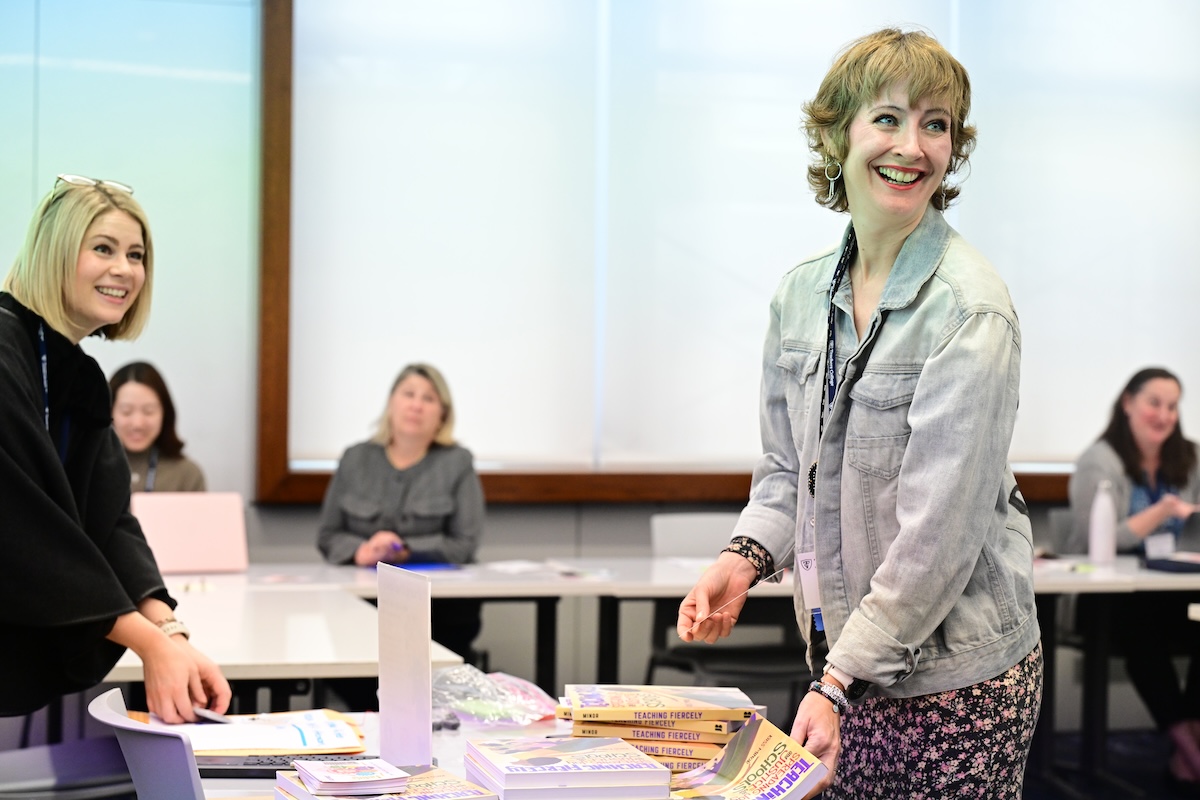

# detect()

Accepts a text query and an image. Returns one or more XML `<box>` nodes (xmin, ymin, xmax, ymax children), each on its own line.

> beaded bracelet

<box><xmin>808</xmin><ymin>680</ymin><xmax>848</xmax><ymax>714</ymax></box>
<box><xmin>721</xmin><ymin>536</ymin><xmax>775</xmax><ymax>586</ymax></box>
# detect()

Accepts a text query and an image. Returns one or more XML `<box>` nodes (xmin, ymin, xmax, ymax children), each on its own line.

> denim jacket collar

<box><xmin>812</xmin><ymin>206</ymin><xmax>953</xmax><ymax>313</ymax></box>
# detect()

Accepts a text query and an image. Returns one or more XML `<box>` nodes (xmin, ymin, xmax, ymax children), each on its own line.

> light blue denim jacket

<box><xmin>735</xmin><ymin>207</ymin><xmax>1039</xmax><ymax>698</ymax></box>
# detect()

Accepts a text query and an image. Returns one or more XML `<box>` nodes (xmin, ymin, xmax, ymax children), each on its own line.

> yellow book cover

<box><xmin>669</xmin><ymin>713</ymin><xmax>827</xmax><ymax>799</ymax></box>
<box><xmin>565</xmin><ymin>685</ymin><xmax>755</xmax><ymax>723</ymax></box>
<box><xmin>573</xmin><ymin>722</ymin><xmax>734</xmax><ymax>744</ymax></box>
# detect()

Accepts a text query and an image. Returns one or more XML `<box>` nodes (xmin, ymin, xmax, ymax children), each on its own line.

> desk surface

<box><xmin>201</xmin><ymin>714</ymin><xmax>569</xmax><ymax>797</ymax></box>
<box><xmin>105</xmin><ymin>585</ymin><xmax>461</xmax><ymax>682</ymax></box>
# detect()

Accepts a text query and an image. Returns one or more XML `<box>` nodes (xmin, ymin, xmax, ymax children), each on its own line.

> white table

<box><xmin>200</xmin><ymin>712</ymin><xmax>570</xmax><ymax>797</ymax></box>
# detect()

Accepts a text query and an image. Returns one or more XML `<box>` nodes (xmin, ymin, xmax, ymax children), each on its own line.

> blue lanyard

<box><xmin>144</xmin><ymin>446</ymin><xmax>160</xmax><ymax>492</ymax></box>
<box><xmin>37</xmin><ymin>323</ymin><xmax>70</xmax><ymax>464</ymax></box>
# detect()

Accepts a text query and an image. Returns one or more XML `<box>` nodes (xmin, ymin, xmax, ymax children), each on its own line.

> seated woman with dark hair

<box><xmin>110</xmin><ymin>361</ymin><xmax>205</xmax><ymax>492</ymax></box>
<box><xmin>1070</xmin><ymin>367</ymin><xmax>1200</xmax><ymax>788</ymax></box>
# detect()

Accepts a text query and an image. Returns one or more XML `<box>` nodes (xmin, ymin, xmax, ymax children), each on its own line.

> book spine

<box><xmin>574</xmin><ymin>707</ymin><xmax>754</xmax><ymax>722</ymax></box>
<box><xmin>626</xmin><ymin>739</ymin><xmax>724</xmax><ymax>760</ymax></box>
<box><xmin>572</xmin><ymin>723</ymin><xmax>733</xmax><ymax>744</ymax></box>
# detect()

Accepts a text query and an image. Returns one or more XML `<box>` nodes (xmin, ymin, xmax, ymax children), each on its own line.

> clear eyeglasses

<box><xmin>55</xmin><ymin>174</ymin><xmax>134</xmax><ymax>195</ymax></box>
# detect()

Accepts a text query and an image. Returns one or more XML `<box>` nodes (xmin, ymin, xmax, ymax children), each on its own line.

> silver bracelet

<box><xmin>155</xmin><ymin>618</ymin><xmax>190</xmax><ymax>640</ymax></box>
<box><xmin>808</xmin><ymin>680</ymin><xmax>848</xmax><ymax>714</ymax></box>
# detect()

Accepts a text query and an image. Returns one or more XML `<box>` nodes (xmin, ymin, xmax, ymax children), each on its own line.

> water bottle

<box><xmin>1088</xmin><ymin>479</ymin><xmax>1117</xmax><ymax>566</ymax></box>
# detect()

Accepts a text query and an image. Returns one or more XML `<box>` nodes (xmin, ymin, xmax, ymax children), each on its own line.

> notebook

<box><xmin>130</xmin><ymin>491</ymin><xmax>248</xmax><ymax>573</ymax></box>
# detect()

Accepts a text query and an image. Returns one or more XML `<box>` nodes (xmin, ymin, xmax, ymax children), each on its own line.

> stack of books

<box><xmin>274</xmin><ymin>758</ymin><xmax>407</xmax><ymax>799</ymax></box>
<box><xmin>561</xmin><ymin>684</ymin><xmax>756</xmax><ymax>774</ymax></box>
<box><xmin>277</xmin><ymin>763</ymin><xmax>499</xmax><ymax>800</ymax></box>
<box><xmin>464</xmin><ymin>735</ymin><xmax>671</xmax><ymax>799</ymax></box>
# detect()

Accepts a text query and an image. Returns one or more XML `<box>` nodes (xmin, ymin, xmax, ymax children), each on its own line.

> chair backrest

<box><xmin>130</xmin><ymin>491</ymin><xmax>248</xmax><ymax>573</ymax></box>
<box><xmin>1046</xmin><ymin>506</ymin><xmax>1082</xmax><ymax>556</ymax></box>
<box><xmin>86</xmin><ymin>689</ymin><xmax>206</xmax><ymax>800</ymax></box>
<box><xmin>650</xmin><ymin>512</ymin><xmax>742</xmax><ymax>558</ymax></box>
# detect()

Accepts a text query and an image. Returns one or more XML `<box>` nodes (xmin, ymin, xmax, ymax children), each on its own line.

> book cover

<box><xmin>292</xmin><ymin>758</ymin><xmax>409</xmax><ymax>794</ymax></box>
<box><xmin>400</xmin><ymin>764</ymin><xmax>500</xmax><ymax>800</ymax></box>
<box><xmin>572</xmin><ymin>722</ymin><xmax>734</xmax><ymax>744</ymax></box>
<box><xmin>465</xmin><ymin>757</ymin><xmax>670</xmax><ymax>800</ymax></box>
<box><xmin>464</xmin><ymin>736</ymin><xmax>670</xmax><ymax>789</ymax></box>
<box><xmin>627</xmin><ymin>740</ymin><xmax>725</xmax><ymax>760</ymax></box>
<box><xmin>668</xmin><ymin>713</ymin><xmax>827</xmax><ymax>799</ymax></box>
<box><xmin>565</xmin><ymin>685</ymin><xmax>755</xmax><ymax>722</ymax></box>
<box><xmin>276</xmin><ymin>772</ymin><xmax>407</xmax><ymax>800</ymax></box>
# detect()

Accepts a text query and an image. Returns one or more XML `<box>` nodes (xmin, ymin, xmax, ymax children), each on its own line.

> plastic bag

<box><xmin>430</xmin><ymin>664</ymin><xmax>558</xmax><ymax>726</ymax></box>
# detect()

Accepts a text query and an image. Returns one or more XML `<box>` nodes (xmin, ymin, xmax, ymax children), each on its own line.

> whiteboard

<box><xmin>288</xmin><ymin>0</ymin><xmax>1200</xmax><ymax>472</ymax></box>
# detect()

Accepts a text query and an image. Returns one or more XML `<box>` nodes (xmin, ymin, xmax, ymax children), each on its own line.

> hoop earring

<box><xmin>824</xmin><ymin>161</ymin><xmax>842</xmax><ymax>202</ymax></box>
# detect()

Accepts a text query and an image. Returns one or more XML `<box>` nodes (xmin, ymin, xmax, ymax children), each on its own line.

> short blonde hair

<box><xmin>802</xmin><ymin>28</ymin><xmax>976</xmax><ymax>213</ymax></box>
<box><xmin>4</xmin><ymin>178</ymin><xmax>154</xmax><ymax>340</ymax></box>
<box><xmin>371</xmin><ymin>363</ymin><xmax>457</xmax><ymax>447</ymax></box>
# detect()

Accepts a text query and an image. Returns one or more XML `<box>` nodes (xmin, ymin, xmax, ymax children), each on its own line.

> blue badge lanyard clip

<box><xmin>38</xmin><ymin>323</ymin><xmax>70</xmax><ymax>464</ymax></box>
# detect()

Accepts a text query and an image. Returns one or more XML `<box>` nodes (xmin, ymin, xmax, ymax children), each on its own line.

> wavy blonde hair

<box><xmin>5</xmin><ymin>178</ymin><xmax>153</xmax><ymax>340</ymax></box>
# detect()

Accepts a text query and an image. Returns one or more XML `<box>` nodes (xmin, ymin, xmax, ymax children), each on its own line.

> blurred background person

<box><xmin>1070</xmin><ymin>367</ymin><xmax>1200</xmax><ymax>789</ymax></box>
<box><xmin>110</xmin><ymin>360</ymin><xmax>206</xmax><ymax>492</ymax></box>
<box><xmin>318</xmin><ymin>363</ymin><xmax>485</xmax><ymax>679</ymax></box>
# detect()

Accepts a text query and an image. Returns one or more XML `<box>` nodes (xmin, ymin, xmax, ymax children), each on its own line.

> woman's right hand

<box><xmin>1160</xmin><ymin>494</ymin><xmax>1199</xmax><ymax>521</ymax></box>
<box><xmin>354</xmin><ymin>530</ymin><xmax>407</xmax><ymax>566</ymax></box>
<box><xmin>676</xmin><ymin>552</ymin><xmax>757</xmax><ymax>644</ymax></box>
<box><xmin>139</xmin><ymin>634</ymin><xmax>206</xmax><ymax>723</ymax></box>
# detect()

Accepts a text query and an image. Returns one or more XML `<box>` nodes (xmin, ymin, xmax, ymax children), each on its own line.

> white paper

<box><xmin>180</xmin><ymin>718</ymin><xmax>360</xmax><ymax>753</ymax></box>
<box><xmin>377</xmin><ymin>564</ymin><xmax>433</xmax><ymax>767</ymax></box>
<box><xmin>1145</xmin><ymin>532</ymin><xmax>1177</xmax><ymax>560</ymax></box>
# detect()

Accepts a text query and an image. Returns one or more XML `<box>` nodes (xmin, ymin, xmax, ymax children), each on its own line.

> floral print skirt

<box><xmin>825</xmin><ymin>643</ymin><xmax>1043</xmax><ymax>800</ymax></box>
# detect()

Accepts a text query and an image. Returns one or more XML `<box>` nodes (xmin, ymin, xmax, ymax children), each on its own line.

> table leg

<box><xmin>1080</xmin><ymin>593</ymin><xmax>1144</xmax><ymax>796</ymax></box>
<box><xmin>534</xmin><ymin>598</ymin><xmax>559</xmax><ymax>695</ymax></box>
<box><xmin>597</xmin><ymin>596</ymin><xmax>619</xmax><ymax>684</ymax></box>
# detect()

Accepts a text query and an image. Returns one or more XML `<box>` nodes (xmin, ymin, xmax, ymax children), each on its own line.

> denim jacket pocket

<box><xmin>846</xmin><ymin>371</ymin><xmax>920</xmax><ymax>442</ymax></box>
<box><xmin>776</xmin><ymin>347</ymin><xmax>822</xmax><ymax>448</ymax></box>
<box><xmin>847</xmin><ymin>433</ymin><xmax>910</xmax><ymax>480</ymax></box>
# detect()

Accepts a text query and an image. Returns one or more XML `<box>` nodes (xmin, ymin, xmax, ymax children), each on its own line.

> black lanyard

<box><xmin>37</xmin><ymin>323</ymin><xmax>70</xmax><ymax>464</ymax></box>
<box><xmin>807</xmin><ymin>229</ymin><xmax>857</xmax><ymax>499</ymax></box>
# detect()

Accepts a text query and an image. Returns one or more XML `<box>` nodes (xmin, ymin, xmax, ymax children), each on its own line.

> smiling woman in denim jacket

<box><xmin>677</xmin><ymin>29</ymin><xmax>1041</xmax><ymax>799</ymax></box>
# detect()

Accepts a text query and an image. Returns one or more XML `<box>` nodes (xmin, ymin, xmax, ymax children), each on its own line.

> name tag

<box><xmin>796</xmin><ymin>550</ymin><xmax>821</xmax><ymax>610</ymax></box>
<box><xmin>1145</xmin><ymin>532</ymin><xmax>1176</xmax><ymax>560</ymax></box>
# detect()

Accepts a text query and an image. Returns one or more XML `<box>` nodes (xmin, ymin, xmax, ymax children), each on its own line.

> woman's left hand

<box><xmin>791</xmin><ymin>690</ymin><xmax>842</xmax><ymax>797</ymax></box>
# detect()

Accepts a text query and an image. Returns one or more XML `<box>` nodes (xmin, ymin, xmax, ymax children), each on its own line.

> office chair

<box><xmin>644</xmin><ymin>513</ymin><xmax>814</xmax><ymax>713</ymax></box>
<box><xmin>0</xmin><ymin>736</ymin><xmax>134</xmax><ymax>800</ymax></box>
<box><xmin>86</xmin><ymin>689</ymin><xmax>206</xmax><ymax>800</ymax></box>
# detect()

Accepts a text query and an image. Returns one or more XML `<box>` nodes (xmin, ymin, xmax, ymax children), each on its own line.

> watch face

<box><xmin>846</xmin><ymin>679</ymin><xmax>870</xmax><ymax>700</ymax></box>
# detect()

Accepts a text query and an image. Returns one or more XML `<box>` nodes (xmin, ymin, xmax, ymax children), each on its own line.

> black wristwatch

<box><xmin>825</xmin><ymin>664</ymin><xmax>871</xmax><ymax>700</ymax></box>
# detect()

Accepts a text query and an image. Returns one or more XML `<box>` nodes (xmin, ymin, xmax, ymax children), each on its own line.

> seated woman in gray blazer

<box><xmin>318</xmin><ymin>363</ymin><xmax>485</xmax><ymax>666</ymax></box>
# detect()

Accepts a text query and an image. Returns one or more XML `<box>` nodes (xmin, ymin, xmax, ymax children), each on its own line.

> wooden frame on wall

<box><xmin>254</xmin><ymin>0</ymin><xmax>1067</xmax><ymax>505</ymax></box>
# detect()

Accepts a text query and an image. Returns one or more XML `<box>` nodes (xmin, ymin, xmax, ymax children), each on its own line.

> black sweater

<box><xmin>0</xmin><ymin>292</ymin><xmax>173</xmax><ymax>715</ymax></box>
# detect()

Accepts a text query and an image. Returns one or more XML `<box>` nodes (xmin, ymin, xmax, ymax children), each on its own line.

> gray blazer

<box><xmin>1068</xmin><ymin>439</ymin><xmax>1200</xmax><ymax>554</ymax></box>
